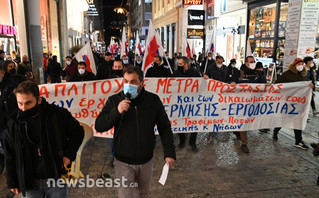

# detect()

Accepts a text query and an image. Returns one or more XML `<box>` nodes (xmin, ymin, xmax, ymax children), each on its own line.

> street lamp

<box><xmin>114</xmin><ymin>0</ymin><xmax>127</xmax><ymax>15</ymax></box>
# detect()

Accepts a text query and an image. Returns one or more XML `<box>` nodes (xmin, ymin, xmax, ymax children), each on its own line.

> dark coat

<box><xmin>47</xmin><ymin>60</ymin><xmax>62</xmax><ymax>78</ymax></box>
<box><xmin>0</xmin><ymin>73</ymin><xmax>18</xmax><ymax>130</ymax></box>
<box><xmin>173</xmin><ymin>67</ymin><xmax>201</xmax><ymax>77</ymax></box>
<box><xmin>227</xmin><ymin>65</ymin><xmax>240</xmax><ymax>83</ymax></box>
<box><xmin>97</xmin><ymin>60</ymin><xmax>113</xmax><ymax>80</ymax></box>
<box><xmin>306</xmin><ymin>67</ymin><xmax>316</xmax><ymax>91</ymax></box>
<box><xmin>276</xmin><ymin>63</ymin><xmax>307</xmax><ymax>83</ymax></box>
<box><xmin>69</xmin><ymin>71</ymin><xmax>97</xmax><ymax>82</ymax></box>
<box><xmin>207</xmin><ymin>64</ymin><xmax>228</xmax><ymax>83</ymax></box>
<box><xmin>95</xmin><ymin>88</ymin><xmax>176</xmax><ymax>165</ymax></box>
<box><xmin>239</xmin><ymin>64</ymin><xmax>266</xmax><ymax>83</ymax></box>
<box><xmin>17</xmin><ymin>62</ymin><xmax>32</xmax><ymax>76</ymax></box>
<box><xmin>145</xmin><ymin>64</ymin><xmax>171</xmax><ymax>77</ymax></box>
<box><xmin>200</xmin><ymin>57</ymin><xmax>216</xmax><ymax>73</ymax></box>
<box><xmin>5</xmin><ymin>98</ymin><xmax>84</xmax><ymax>195</ymax></box>
<box><xmin>62</xmin><ymin>59</ymin><xmax>78</xmax><ymax>82</ymax></box>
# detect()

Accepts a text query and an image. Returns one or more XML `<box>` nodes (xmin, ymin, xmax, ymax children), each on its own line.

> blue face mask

<box><xmin>123</xmin><ymin>60</ymin><xmax>129</xmax><ymax>64</ymax></box>
<box><xmin>123</xmin><ymin>84</ymin><xmax>139</xmax><ymax>99</ymax></box>
<box><xmin>137</xmin><ymin>61</ymin><xmax>141</xmax><ymax>64</ymax></box>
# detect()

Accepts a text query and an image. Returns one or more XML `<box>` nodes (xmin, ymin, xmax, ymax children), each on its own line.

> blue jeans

<box><xmin>22</xmin><ymin>179</ymin><xmax>67</xmax><ymax>198</ymax></box>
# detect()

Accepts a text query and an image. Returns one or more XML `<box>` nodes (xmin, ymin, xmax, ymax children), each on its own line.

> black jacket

<box><xmin>47</xmin><ymin>60</ymin><xmax>62</xmax><ymax>78</ymax></box>
<box><xmin>207</xmin><ymin>64</ymin><xmax>228</xmax><ymax>83</ymax></box>
<box><xmin>95</xmin><ymin>88</ymin><xmax>176</xmax><ymax>165</ymax></box>
<box><xmin>239</xmin><ymin>64</ymin><xmax>266</xmax><ymax>83</ymax></box>
<box><xmin>227</xmin><ymin>65</ymin><xmax>240</xmax><ymax>83</ymax></box>
<box><xmin>0</xmin><ymin>73</ymin><xmax>18</xmax><ymax>130</ymax></box>
<box><xmin>69</xmin><ymin>71</ymin><xmax>97</xmax><ymax>82</ymax></box>
<box><xmin>17</xmin><ymin>62</ymin><xmax>32</xmax><ymax>76</ymax></box>
<box><xmin>97</xmin><ymin>60</ymin><xmax>113</xmax><ymax>80</ymax></box>
<box><xmin>5</xmin><ymin>98</ymin><xmax>84</xmax><ymax>195</ymax></box>
<box><xmin>173</xmin><ymin>67</ymin><xmax>201</xmax><ymax>77</ymax></box>
<box><xmin>200</xmin><ymin>57</ymin><xmax>216</xmax><ymax>73</ymax></box>
<box><xmin>145</xmin><ymin>64</ymin><xmax>172</xmax><ymax>77</ymax></box>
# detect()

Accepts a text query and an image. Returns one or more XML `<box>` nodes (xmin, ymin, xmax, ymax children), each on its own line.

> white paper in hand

<box><xmin>158</xmin><ymin>163</ymin><xmax>169</xmax><ymax>185</ymax></box>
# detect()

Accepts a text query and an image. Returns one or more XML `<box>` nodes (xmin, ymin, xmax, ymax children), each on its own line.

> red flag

<box><xmin>74</xmin><ymin>43</ymin><xmax>96</xmax><ymax>74</ymax></box>
<box><xmin>186</xmin><ymin>42</ymin><xmax>192</xmax><ymax>58</ymax></box>
<box><xmin>142</xmin><ymin>20</ymin><xmax>163</xmax><ymax>74</ymax></box>
<box><xmin>144</xmin><ymin>36</ymin><xmax>159</xmax><ymax>72</ymax></box>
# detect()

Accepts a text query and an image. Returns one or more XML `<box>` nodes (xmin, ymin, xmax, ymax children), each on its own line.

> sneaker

<box><xmin>240</xmin><ymin>145</ymin><xmax>249</xmax><ymax>153</ymax></box>
<box><xmin>294</xmin><ymin>142</ymin><xmax>309</xmax><ymax>150</ymax></box>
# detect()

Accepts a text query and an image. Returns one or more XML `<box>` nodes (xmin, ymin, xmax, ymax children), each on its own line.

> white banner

<box><xmin>39</xmin><ymin>78</ymin><xmax>312</xmax><ymax>138</ymax></box>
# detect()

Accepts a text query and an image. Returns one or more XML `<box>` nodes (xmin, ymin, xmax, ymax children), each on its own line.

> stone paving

<box><xmin>2</xmin><ymin>125</ymin><xmax>319</xmax><ymax>198</ymax></box>
<box><xmin>2</xmin><ymin>109</ymin><xmax>319</xmax><ymax>198</ymax></box>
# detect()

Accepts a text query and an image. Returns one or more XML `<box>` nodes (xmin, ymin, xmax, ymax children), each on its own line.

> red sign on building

<box><xmin>183</xmin><ymin>0</ymin><xmax>203</xmax><ymax>5</ymax></box>
<box><xmin>0</xmin><ymin>24</ymin><xmax>17</xmax><ymax>36</ymax></box>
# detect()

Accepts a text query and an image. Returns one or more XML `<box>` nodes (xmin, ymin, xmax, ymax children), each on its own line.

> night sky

<box><xmin>102</xmin><ymin>0</ymin><xmax>128</xmax><ymax>45</ymax></box>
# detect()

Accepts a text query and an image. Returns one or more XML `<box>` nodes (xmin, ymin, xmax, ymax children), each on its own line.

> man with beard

<box><xmin>4</xmin><ymin>81</ymin><xmax>84</xmax><ymax>197</ymax></box>
<box><xmin>17</xmin><ymin>55</ymin><xmax>33</xmax><ymax>77</ymax></box>
<box><xmin>145</xmin><ymin>55</ymin><xmax>171</xmax><ymax>77</ymax></box>
<box><xmin>111</xmin><ymin>60</ymin><xmax>124</xmax><ymax>78</ymax></box>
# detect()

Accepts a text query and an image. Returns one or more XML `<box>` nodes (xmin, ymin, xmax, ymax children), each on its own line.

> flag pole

<box><xmin>163</xmin><ymin>53</ymin><xmax>173</xmax><ymax>74</ymax></box>
<box><xmin>203</xmin><ymin>49</ymin><xmax>209</xmax><ymax>74</ymax></box>
<box><xmin>134</xmin><ymin>53</ymin><xmax>136</xmax><ymax>66</ymax></box>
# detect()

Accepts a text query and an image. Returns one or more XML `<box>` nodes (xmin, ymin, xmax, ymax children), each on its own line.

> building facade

<box><xmin>153</xmin><ymin>0</ymin><xmax>179</xmax><ymax>58</ymax></box>
<box><xmin>0</xmin><ymin>0</ymin><xmax>102</xmax><ymax>83</ymax></box>
<box><xmin>128</xmin><ymin>0</ymin><xmax>152</xmax><ymax>47</ymax></box>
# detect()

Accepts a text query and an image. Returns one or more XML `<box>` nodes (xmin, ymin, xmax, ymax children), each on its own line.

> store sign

<box><xmin>188</xmin><ymin>10</ymin><xmax>205</xmax><ymax>25</ymax></box>
<box><xmin>40</xmin><ymin>16</ymin><xmax>47</xmax><ymax>41</ymax></box>
<box><xmin>187</xmin><ymin>28</ymin><xmax>204</xmax><ymax>39</ymax></box>
<box><xmin>0</xmin><ymin>24</ymin><xmax>17</xmax><ymax>36</ymax></box>
<box><xmin>183</xmin><ymin>0</ymin><xmax>202</xmax><ymax>5</ymax></box>
<box><xmin>87</xmin><ymin>0</ymin><xmax>98</xmax><ymax>16</ymax></box>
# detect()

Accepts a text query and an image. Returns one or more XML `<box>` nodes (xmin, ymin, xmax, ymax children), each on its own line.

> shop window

<box><xmin>248</xmin><ymin>2</ymin><xmax>289</xmax><ymax>62</ymax></box>
<box><xmin>248</xmin><ymin>3</ymin><xmax>277</xmax><ymax>59</ymax></box>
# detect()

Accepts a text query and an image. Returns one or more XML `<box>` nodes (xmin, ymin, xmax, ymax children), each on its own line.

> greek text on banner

<box><xmin>38</xmin><ymin>78</ymin><xmax>312</xmax><ymax>138</ymax></box>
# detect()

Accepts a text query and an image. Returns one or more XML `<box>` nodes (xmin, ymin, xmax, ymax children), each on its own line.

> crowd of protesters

<box><xmin>1</xmin><ymin>47</ymin><xmax>319</xmax><ymax>197</ymax></box>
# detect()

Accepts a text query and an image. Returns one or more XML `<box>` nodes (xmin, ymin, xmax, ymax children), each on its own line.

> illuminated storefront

<box><xmin>246</xmin><ymin>0</ymin><xmax>289</xmax><ymax>66</ymax></box>
<box><xmin>0</xmin><ymin>0</ymin><xmax>17</xmax><ymax>55</ymax></box>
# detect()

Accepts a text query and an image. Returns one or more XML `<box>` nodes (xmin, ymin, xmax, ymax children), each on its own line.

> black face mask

<box><xmin>178</xmin><ymin>66</ymin><xmax>184</xmax><ymax>72</ymax></box>
<box><xmin>113</xmin><ymin>70</ymin><xmax>123</xmax><ymax>77</ymax></box>
<box><xmin>18</xmin><ymin>103</ymin><xmax>40</xmax><ymax>119</ymax></box>
<box><xmin>9</xmin><ymin>68</ymin><xmax>16</xmax><ymax>75</ymax></box>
